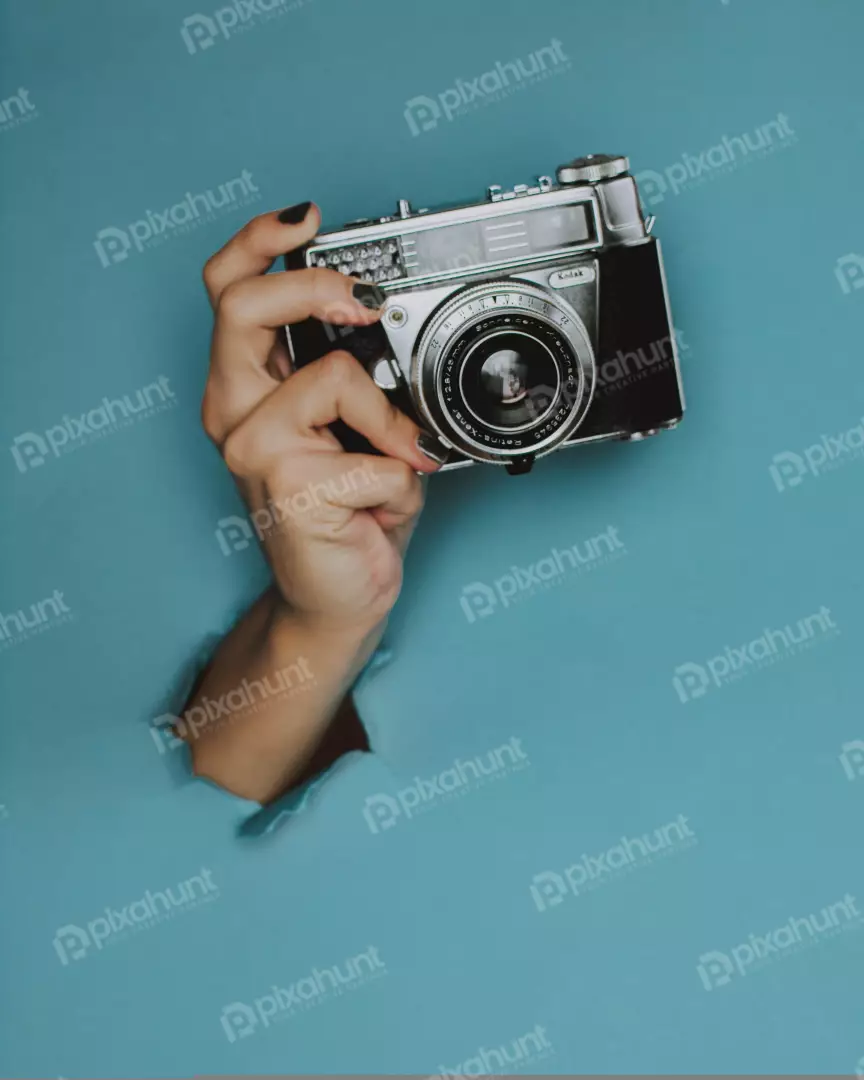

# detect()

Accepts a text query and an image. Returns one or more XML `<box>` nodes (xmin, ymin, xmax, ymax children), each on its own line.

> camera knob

<box><xmin>556</xmin><ymin>154</ymin><xmax>630</xmax><ymax>185</ymax></box>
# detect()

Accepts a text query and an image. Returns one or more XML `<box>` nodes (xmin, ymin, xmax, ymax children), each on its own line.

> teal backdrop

<box><xmin>1</xmin><ymin>0</ymin><xmax>863</xmax><ymax>1075</ymax></box>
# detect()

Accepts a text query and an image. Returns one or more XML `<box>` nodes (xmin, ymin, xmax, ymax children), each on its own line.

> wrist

<box><xmin>268</xmin><ymin>594</ymin><xmax>386</xmax><ymax>656</ymax></box>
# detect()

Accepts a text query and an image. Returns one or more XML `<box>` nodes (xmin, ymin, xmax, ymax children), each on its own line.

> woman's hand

<box><xmin>201</xmin><ymin>202</ymin><xmax>444</xmax><ymax>633</ymax></box>
<box><xmin>180</xmin><ymin>204</ymin><xmax>444</xmax><ymax>803</ymax></box>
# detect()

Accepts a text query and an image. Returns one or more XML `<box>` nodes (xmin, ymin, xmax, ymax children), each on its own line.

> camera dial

<box><xmin>556</xmin><ymin>155</ymin><xmax>629</xmax><ymax>185</ymax></box>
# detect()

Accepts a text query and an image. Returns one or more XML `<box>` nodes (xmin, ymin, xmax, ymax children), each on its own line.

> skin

<box><xmin>181</xmin><ymin>204</ymin><xmax>442</xmax><ymax>803</ymax></box>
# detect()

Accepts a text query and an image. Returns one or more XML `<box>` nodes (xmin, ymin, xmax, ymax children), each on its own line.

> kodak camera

<box><xmin>284</xmin><ymin>154</ymin><xmax>684</xmax><ymax>474</ymax></box>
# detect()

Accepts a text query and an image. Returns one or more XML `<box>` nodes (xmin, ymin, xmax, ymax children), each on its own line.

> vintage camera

<box><xmin>284</xmin><ymin>154</ymin><xmax>684</xmax><ymax>474</ymax></box>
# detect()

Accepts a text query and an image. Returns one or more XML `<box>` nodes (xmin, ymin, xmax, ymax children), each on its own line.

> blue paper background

<box><xmin>1</xmin><ymin>0</ymin><xmax>863</xmax><ymax>1075</ymax></box>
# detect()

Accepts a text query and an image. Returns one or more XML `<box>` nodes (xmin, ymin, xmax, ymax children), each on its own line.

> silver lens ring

<box><xmin>412</xmin><ymin>281</ymin><xmax>596</xmax><ymax>463</ymax></box>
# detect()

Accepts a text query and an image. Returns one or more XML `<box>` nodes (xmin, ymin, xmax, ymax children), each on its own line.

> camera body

<box><xmin>285</xmin><ymin>155</ymin><xmax>684</xmax><ymax>474</ymax></box>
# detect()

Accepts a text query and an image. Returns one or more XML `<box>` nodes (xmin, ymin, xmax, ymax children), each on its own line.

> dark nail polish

<box><xmin>278</xmin><ymin>201</ymin><xmax>312</xmax><ymax>225</ymax></box>
<box><xmin>352</xmin><ymin>282</ymin><xmax>387</xmax><ymax>310</ymax></box>
<box><xmin>416</xmin><ymin>432</ymin><xmax>448</xmax><ymax>465</ymax></box>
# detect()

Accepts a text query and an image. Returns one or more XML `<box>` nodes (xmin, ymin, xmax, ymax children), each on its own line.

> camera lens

<box><xmin>461</xmin><ymin>331</ymin><xmax>560</xmax><ymax>430</ymax></box>
<box><xmin>413</xmin><ymin>281</ymin><xmax>596</xmax><ymax>464</ymax></box>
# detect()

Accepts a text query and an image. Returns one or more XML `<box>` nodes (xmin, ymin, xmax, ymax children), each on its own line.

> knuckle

<box><xmin>221</xmin><ymin>427</ymin><xmax>255</xmax><ymax>477</ymax></box>
<box><xmin>266</xmin><ymin>458</ymin><xmax>301</xmax><ymax>496</ymax></box>
<box><xmin>318</xmin><ymin>349</ymin><xmax>360</xmax><ymax>386</ymax></box>
<box><xmin>202</xmin><ymin>255</ymin><xmax>220</xmax><ymax>292</ymax></box>
<box><xmin>217</xmin><ymin>279</ymin><xmax>252</xmax><ymax>324</ymax></box>
<box><xmin>200</xmin><ymin>389</ymin><xmax>222</xmax><ymax>443</ymax></box>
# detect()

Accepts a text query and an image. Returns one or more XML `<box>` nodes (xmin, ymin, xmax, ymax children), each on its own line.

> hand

<box><xmin>201</xmin><ymin>203</ymin><xmax>444</xmax><ymax>633</ymax></box>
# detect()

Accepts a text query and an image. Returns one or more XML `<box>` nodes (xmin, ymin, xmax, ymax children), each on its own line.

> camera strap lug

<box><xmin>505</xmin><ymin>455</ymin><xmax>535</xmax><ymax>476</ymax></box>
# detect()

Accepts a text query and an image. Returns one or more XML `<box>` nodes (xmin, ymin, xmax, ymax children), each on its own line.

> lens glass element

<box><xmin>460</xmin><ymin>331</ymin><xmax>559</xmax><ymax>430</ymax></box>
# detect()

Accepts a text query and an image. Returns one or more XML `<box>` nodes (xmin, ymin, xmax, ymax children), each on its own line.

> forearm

<box><xmin>180</xmin><ymin>588</ymin><xmax>384</xmax><ymax>803</ymax></box>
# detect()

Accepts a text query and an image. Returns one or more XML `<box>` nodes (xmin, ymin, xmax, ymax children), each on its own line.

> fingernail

<box><xmin>278</xmin><ymin>201</ymin><xmax>313</xmax><ymax>225</ymax></box>
<box><xmin>352</xmin><ymin>282</ymin><xmax>387</xmax><ymax>310</ymax></box>
<box><xmin>416</xmin><ymin>432</ymin><xmax>448</xmax><ymax>466</ymax></box>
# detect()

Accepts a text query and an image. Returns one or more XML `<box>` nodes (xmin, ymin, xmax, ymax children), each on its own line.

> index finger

<box><xmin>202</xmin><ymin>203</ymin><xmax>321</xmax><ymax>308</ymax></box>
